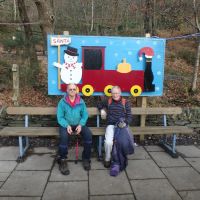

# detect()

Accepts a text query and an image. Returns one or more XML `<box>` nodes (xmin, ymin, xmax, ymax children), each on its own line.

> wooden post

<box><xmin>137</xmin><ymin>96</ymin><xmax>147</xmax><ymax>141</ymax></box>
<box><xmin>137</xmin><ymin>33</ymin><xmax>151</xmax><ymax>142</ymax></box>
<box><xmin>12</xmin><ymin>64</ymin><xmax>19</xmax><ymax>106</ymax></box>
<box><xmin>51</xmin><ymin>31</ymin><xmax>70</xmax><ymax>90</ymax></box>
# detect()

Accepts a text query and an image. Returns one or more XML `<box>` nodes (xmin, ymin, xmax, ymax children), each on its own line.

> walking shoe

<box><xmin>59</xmin><ymin>159</ymin><xmax>70</xmax><ymax>175</ymax></box>
<box><xmin>56</xmin><ymin>155</ymin><xmax>61</xmax><ymax>165</ymax></box>
<box><xmin>82</xmin><ymin>159</ymin><xmax>91</xmax><ymax>171</ymax></box>
<box><xmin>104</xmin><ymin>160</ymin><xmax>111</xmax><ymax>168</ymax></box>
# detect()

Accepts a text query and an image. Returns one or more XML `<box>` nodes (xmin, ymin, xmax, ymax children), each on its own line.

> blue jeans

<box><xmin>59</xmin><ymin>125</ymin><xmax>92</xmax><ymax>160</ymax></box>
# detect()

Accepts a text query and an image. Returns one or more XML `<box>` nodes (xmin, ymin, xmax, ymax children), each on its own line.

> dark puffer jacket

<box><xmin>97</xmin><ymin>97</ymin><xmax>132</xmax><ymax>125</ymax></box>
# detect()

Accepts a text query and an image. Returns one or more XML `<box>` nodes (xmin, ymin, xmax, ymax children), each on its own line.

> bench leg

<box><xmin>159</xmin><ymin>134</ymin><xmax>179</xmax><ymax>158</ymax></box>
<box><xmin>17</xmin><ymin>136</ymin><xmax>30</xmax><ymax>162</ymax></box>
<box><xmin>98</xmin><ymin>136</ymin><xmax>103</xmax><ymax>161</ymax></box>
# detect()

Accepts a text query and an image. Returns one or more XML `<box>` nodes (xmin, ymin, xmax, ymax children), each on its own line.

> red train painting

<box><xmin>61</xmin><ymin>69</ymin><xmax>144</xmax><ymax>96</ymax></box>
<box><xmin>60</xmin><ymin>46</ymin><xmax>154</xmax><ymax>97</ymax></box>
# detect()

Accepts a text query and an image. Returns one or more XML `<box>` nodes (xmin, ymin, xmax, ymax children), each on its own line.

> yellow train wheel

<box><xmin>104</xmin><ymin>85</ymin><xmax>113</xmax><ymax>96</ymax></box>
<box><xmin>130</xmin><ymin>85</ymin><xmax>142</xmax><ymax>96</ymax></box>
<box><xmin>82</xmin><ymin>85</ymin><xmax>94</xmax><ymax>96</ymax></box>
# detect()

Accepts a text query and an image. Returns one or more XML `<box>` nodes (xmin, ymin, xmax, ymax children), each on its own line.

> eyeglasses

<box><xmin>69</xmin><ymin>88</ymin><xmax>76</xmax><ymax>91</ymax></box>
<box><xmin>111</xmin><ymin>92</ymin><xmax>120</xmax><ymax>95</ymax></box>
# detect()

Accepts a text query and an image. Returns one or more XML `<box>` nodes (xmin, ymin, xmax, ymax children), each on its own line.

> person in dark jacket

<box><xmin>97</xmin><ymin>86</ymin><xmax>132</xmax><ymax>168</ymax></box>
<box><xmin>57</xmin><ymin>83</ymin><xmax>92</xmax><ymax>175</ymax></box>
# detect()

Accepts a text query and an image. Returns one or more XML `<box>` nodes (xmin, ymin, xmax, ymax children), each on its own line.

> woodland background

<box><xmin>0</xmin><ymin>0</ymin><xmax>200</xmax><ymax>107</ymax></box>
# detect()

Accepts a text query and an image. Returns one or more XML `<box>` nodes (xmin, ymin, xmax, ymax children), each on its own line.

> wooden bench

<box><xmin>0</xmin><ymin>106</ymin><xmax>193</xmax><ymax>161</ymax></box>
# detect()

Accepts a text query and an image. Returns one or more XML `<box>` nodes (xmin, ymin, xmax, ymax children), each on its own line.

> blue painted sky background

<box><xmin>47</xmin><ymin>35</ymin><xmax>166</xmax><ymax>96</ymax></box>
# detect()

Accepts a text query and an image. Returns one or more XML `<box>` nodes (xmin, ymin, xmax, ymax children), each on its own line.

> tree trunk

<box><xmin>144</xmin><ymin>0</ymin><xmax>151</xmax><ymax>34</ymax></box>
<box><xmin>34</xmin><ymin>0</ymin><xmax>55</xmax><ymax>48</ymax></box>
<box><xmin>191</xmin><ymin>0</ymin><xmax>200</xmax><ymax>92</ymax></box>
<box><xmin>17</xmin><ymin>0</ymin><xmax>39</xmax><ymax>86</ymax></box>
<box><xmin>151</xmin><ymin>0</ymin><xmax>156</xmax><ymax>35</ymax></box>
<box><xmin>191</xmin><ymin>38</ymin><xmax>200</xmax><ymax>92</ymax></box>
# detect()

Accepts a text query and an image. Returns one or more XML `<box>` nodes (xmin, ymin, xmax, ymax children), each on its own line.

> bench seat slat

<box><xmin>0</xmin><ymin>126</ymin><xmax>193</xmax><ymax>136</ymax></box>
<box><xmin>6</xmin><ymin>107</ymin><xmax>182</xmax><ymax>116</ymax></box>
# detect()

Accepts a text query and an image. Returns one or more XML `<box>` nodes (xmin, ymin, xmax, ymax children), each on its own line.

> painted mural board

<box><xmin>47</xmin><ymin>35</ymin><xmax>166</xmax><ymax>96</ymax></box>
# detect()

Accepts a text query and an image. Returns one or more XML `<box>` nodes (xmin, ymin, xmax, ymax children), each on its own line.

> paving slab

<box><xmin>89</xmin><ymin>170</ymin><xmax>132</xmax><ymax>195</ymax></box>
<box><xmin>0</xmin><ymin>198</ymin><xmax>40</xmax><ymax>200</ymax></box>
<box><xmin>0</xmin><ymin>147</ymin><xmax>19</xmax><ymax>161</ymax></box>
<box><xmin>162</xmin><ymin>167</ymin><xmax>200</xmax><ymax>190</ymax></box>
<box><xmin>131</xmin><ymin>179</ymin><xmax>182</xmax><ymax>200</ymax></box>
<box><xmin>90</xmin><ymin>194</ymin><xmax>135</xmax><ymax>200</ymax></box>
<box><xmin>0</xmin><ymin>183</ymin><xmax>3</xmax><ymax>188</ymax></box>
<box><xmin>126</xmin><ymin>160</ymin><xmax>165</xmax><ymax>179</ymax></box>
<box><xmin>185</xmin><ymin>158</ymin><xmax>200</xmax><ymax>173</ymax></box>
<box><xmin>0</xmin><ymin>173</ymin><xmax>9</xmax><ymax>182</ymax></box>
<box><xmin>0</xmin><ymin>161</ymin><xmax>17</xmax><ymax>172</ymax></box>
<box><xmin>16</xmin><ymin>154</ymin><xmax>54</xmax><ymax>170</ymax></box>
<box><xmin>32</xmin><ymin>147</ymin><xmax>56</xmax><ymax>154</ymax></box>
<box><xmin>90</xmin><ymin>158</ymin><xmax>105</xmax><ymax>170</ymax></box>
<box><xmin>128</xmin><ymin>146</ymin><xmax>150</xmax><ymax>160</ymax></box>
<box><xmin>179</xmin><ymin>191</ymin><xmax>200</xmax><ymax>200</ymax></box>
<box><xmin>144</xmin><ymin>145</ymin><xmax>164</xmax><ymax>152</ymax></box>
<box><xmin>176</xmin><ymin>145</ymin><xmax>200</xmax><ymax>158</ymax></box>
<box><xmin>0</xmin><ymin>171</ymin><xmax>49</xmax><ymax>196</ymax></box>
<box><xmin>149</xmin><ymin>151</ymin><xmax>189</xmax><ymax>167</ymax></box>
<box><xmin>50</xmin><ymin>162</ymin><xmax>87</xmax><ymax>181</ymax></box>
<box><xmin>42</xmin><ymin>181</ymin><xmax>88</xmax><ymax>200</ymax></box>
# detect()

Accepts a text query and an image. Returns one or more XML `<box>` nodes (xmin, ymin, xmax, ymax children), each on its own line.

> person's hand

<box><xmin>100</xmin><ymin>109</ymin><xmax>107</xmax><ymax>120</ymax></box>
<box><xmin>67</xmin><ymin>125</ymin><xmax>73</xmax><ymax>135</ymax></box>
<box><xmin>75</xmin><ymin>125</ymin><xmax>82</xmax><ymax>135</ymax></box>
<box><xmin>117</xmin><ymin>121</ymin><xmax>126</xmax><ymax>128</ymax></box>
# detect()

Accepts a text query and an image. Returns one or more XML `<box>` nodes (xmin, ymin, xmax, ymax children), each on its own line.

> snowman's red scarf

<box><xmin>64</xmin><ymin>62</ymin><xmax>77</xmax><ymax>69</ymax></box>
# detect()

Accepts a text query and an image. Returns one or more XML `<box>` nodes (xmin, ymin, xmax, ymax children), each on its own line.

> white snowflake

<box><xmin>114</xmin><ymin>52</ymin><xmax>118</xmax><ymax>57</ymax></box>
<box><xmin>51</xmin><ymin>80</ymin><xmax>56</xmax><ymax>85</ymax></box>
<box><xmin>155</xmin><ymin>87</ymin><xmax>160</xmax><ymax>91</ymax></box>
<box><xmin>109</xmin><ymin>41</ymin><xmax>113</xmax><ymax>45</ymax></box>
<box><xmin>157</xmin><ymin>55</ymin><xmax>161</xmax><ymax>59</ymax></box>
<box><xmin>51</xmin><ymin>49</ymin><xmax>56</xmax><ymax>54</ymax></box>
<box><xmin>122</xmin><ymin>41</ymin><xmax>126</xmax><ymax>45</ymax></box>
<box><xmin>157</xmin><ymin>71</ymin><xmax>161</xmax><ymax>75</ymax></box>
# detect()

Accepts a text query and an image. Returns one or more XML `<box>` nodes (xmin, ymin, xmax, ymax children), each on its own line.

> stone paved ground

<box><xmin>0</xmin><ymin>145</ymin><xmax>200</xmax><ymax>200</ymax></box>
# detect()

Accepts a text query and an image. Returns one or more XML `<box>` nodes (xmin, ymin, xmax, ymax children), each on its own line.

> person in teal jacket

<box><xmin>57</xmin><ymin>83</ymin><xmax>92</xmax><ymax>175</ymax></box>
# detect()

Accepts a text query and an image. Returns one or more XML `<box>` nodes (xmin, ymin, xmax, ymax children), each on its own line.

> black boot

<box><xmin>82</xmin><ymin>159</ymin><xmax>91</xmax><ymax>171</ymax></box>
<box><xmin>59</xmin><ymin>159</ymin><xmax>70</xmax><ymax>175</ymax></box>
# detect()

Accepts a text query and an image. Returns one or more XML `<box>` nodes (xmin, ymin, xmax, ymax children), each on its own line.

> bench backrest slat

<box><xmin>7</xmin><ymin>107</ymin><xmax>57</xmax><ymax>115</ymax></box>
<box><xmin>6</xmin><ymin>107</ymin><xmax>182</xmax><ymax>116</ymax></box>
<box><xmin>6</xmin><ymin>107</ymin><xmax>99</xmax><ymax>116</ymax></box>
<box><xmin>131</xmin><ymin>107</ymin><xmax>182</xmax><ymax>115</ymax></box>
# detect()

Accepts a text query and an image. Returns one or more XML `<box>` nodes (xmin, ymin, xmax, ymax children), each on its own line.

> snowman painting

<box><xmin>53</xmin><ymin>46</ymin><xmax>82</xmax><ymax>84</ymax></box>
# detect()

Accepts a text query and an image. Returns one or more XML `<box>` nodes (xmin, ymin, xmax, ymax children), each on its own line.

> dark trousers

<box><xmin>59</xmin><ymin>125</ymin><xmax>92</xmax><ymax>160</ymax></box>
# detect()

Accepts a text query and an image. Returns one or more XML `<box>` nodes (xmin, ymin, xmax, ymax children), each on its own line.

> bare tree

<box><xmin>17</xmin><ymin>0</ymin><xmax>39</xmax><ymax>85</ymax></box>
<box><xmin>144</xmin><ymin>0</ymin><xmax>151</xmax><ymax>34</ymax></box>
<box><xmin>33</xmin><ymin>0</ymin><xmax>55</xmax><ymax>46</ymax></box>
<box><xmin>191</xmin><ymin>0</ymin><xmax>200</xmax><ymax>92</ymax></box>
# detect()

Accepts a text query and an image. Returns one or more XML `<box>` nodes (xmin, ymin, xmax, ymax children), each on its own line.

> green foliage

<box><xmin>1</xmin><ymin>31</ymin><xmax>25</xmax><ymax>50</ymax></box>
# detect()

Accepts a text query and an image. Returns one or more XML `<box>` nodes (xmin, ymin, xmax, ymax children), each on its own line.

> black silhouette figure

<box><xmin>144</xmin><ymin>59</ymin><xmax>155</xmax><ymax>92</ymax></box>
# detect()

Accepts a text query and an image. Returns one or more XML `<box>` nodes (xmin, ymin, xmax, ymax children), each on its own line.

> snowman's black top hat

<box><xmin>64</xmin><ymin>46</ymin><xmax>79</xmax><ymax>56</ymax></box>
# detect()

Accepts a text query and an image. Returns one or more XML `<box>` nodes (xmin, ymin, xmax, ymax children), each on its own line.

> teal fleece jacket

<box><xmin>57</xmin><ymin>95</ymin><xmax>88</xmax><ymax>128</ymax></box>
